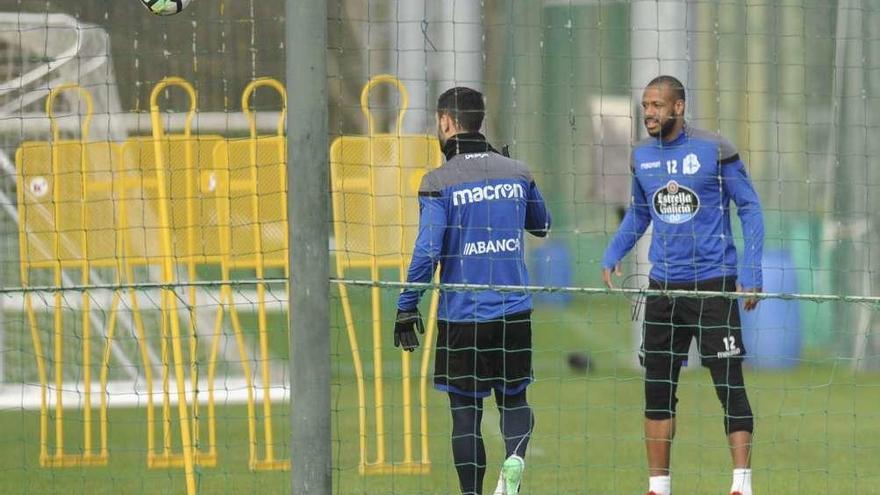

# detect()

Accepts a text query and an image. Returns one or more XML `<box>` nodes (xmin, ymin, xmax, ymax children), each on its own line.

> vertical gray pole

<box><xmin>397</xmin><ymin>0</ymin><xmax>429</xmax><ymax>133</ymax></box>
<box><xmin>630</xmin><ymin>0</ymin><xmax>689</xmax><ymax>368</ymax></box>
<box><xmin>287</xmin><ymin>0</ymin><xmax>330</xmax><ymax>494</ymax></box>
<box><xmin>434</xmin><ymin>0</ymin><xmax>484</xmax><ymax>91</ymax></box>
<box><xmin>834</xmin><ymin>0</ymin><xmax>871</xmax><ymax>369</ymax></box>
<box><xmin>0</xmin><ymin>294</ymin><xmax>5</xmax><ymax>384</ymax></box>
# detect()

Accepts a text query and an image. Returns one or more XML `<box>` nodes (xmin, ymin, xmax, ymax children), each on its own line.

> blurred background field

<box><xmin>2</xmin><ymin>293</ymin><xmax>878</xmax><ymax>494</ymax></box>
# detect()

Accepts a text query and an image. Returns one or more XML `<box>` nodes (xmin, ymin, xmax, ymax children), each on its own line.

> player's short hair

<box><xmin>647</xmin><ymin>75</ymin><xmax>686</xmax><ymax>103</ymax></box>
<box><xmin>437</xmin><ymin>87</ymin><xmax>484</xmax><ymax>132</ymax></box>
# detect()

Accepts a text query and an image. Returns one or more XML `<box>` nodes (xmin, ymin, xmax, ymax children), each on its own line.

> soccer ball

<box><xmin>140</xmin><ymin>0</ymin><xmax>192</xmax><ymax>15</ymax></box>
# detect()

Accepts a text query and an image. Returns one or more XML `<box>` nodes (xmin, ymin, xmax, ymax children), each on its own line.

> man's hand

<box><xmin>602</xmin><ymin>263</ymin><xmax>622</xmax><ymax>289</ymax></box>
<box><xmin>737</xmin><ymin>284</ymin><xmax>761</xmax><ymax>311</ymax></box>
<box><xmin>394</xmin><ymin>309</ymin><xmax>425</xmax><ymax>352</ymax></box>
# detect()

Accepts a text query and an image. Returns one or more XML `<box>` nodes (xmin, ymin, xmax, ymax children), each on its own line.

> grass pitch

<box><xmin>1</xmin><ymin>291</ymin><xmax>878</xmax><ymax>494</ymax></box>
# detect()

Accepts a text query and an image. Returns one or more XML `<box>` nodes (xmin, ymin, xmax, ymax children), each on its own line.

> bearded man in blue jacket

<box><xmin>394</xmin><ymin>87</ymin><xmax>551</xmax><ymax>495</ymax></box>
<box><xmin>602</xmin><ymin>75</ymin><xmax>764</xmax><ymax>495</ymax></box>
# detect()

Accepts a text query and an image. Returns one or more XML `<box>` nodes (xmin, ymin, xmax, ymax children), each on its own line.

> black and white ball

<box><xmin>140</xmin><ymin>0</ymin><xmax>192</xmax><ymax>16</ymax></box>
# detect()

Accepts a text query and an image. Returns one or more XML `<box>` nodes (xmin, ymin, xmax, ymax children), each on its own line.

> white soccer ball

<box><xmin>140</xmin><ymin>0</ymin><xmax>192</xmax><ymax>16</ymax></box>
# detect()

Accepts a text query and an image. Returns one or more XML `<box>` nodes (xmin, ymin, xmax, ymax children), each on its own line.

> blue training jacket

<box><xmin>602</xmin><ymin>126</ymin><xmax>764</xmax><ymax>288</ymax></box>
<box><xmin>397</xmin><ymin>133</ymin><xmax>551</xmax><ymax>322</ymax></box>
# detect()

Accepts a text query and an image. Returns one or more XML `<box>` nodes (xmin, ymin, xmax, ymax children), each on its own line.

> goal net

<box><xmin>327</xmin><ymin>2</ymin><xmax>880</xmax><ymax>494</ymax></box>
<box><xmin>0</xmin><ymin>3</ymin><xmax>290</xmax><ymax>494</ymax></box>
<box><xmin>0</xmin><ymin>2</ymin><xmax>879</xmax><ymax>495</ymax></box>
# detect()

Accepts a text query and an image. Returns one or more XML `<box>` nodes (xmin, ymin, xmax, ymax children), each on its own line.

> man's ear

<box><xmin>439</xmin><ymin>113</ymin><xmax>453</xmax><ymax>133</ymax></box>
<box><xmin>674</xmin><ymin>99</ymin><xmax>685</xmax><ymax>118</ymax></box>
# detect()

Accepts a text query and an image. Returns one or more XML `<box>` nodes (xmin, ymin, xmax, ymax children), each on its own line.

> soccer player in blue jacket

<box><xmin>602</xmin><ymin>76</ymin><xmax>763</xmax><ymax>495</ymax></box>
<box><xmin>394</xmin><ymin>87</ymin><xmax>551</xmax><ymax>495</ymax></box>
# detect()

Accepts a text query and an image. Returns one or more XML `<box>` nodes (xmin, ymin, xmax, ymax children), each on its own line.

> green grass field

<box><xmin>1</xmin><ymin>289</ymin><xmax>878</xmax><ymax>494</ymax></box>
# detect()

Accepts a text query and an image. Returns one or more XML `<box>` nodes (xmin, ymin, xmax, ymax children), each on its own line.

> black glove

<box><xmin>393</xmin><ymin>309</ymin><xmax>424</xmax><ymax>352</ymax></box>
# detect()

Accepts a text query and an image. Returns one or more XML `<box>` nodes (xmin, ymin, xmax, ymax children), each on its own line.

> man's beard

<box><xmin>646</xmin><ymin>114</ymin><xmax>679</xmax><ymax>138</ymax></box>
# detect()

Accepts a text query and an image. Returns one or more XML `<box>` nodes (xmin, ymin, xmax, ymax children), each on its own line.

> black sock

<box><xmin>495</xmin><ymin>389</ymin><xmax>533</xmax><ymax>458</ymax></box>
<box><xmin>449</xmin><ymin>392</ymin><xmax>486</xmax><ymax>495</ymax></box>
